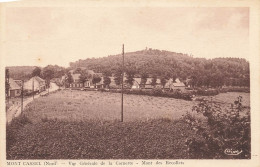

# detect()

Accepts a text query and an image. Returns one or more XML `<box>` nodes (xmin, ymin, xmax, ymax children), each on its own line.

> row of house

<box><xmin>65</xmin><ymin>69</ymin><xmax>186</xmax><ymax>91</ymax></box>
<box><xmin>131</xmin><ymin>78</ymin><xmax>186</xmax><ymax>91</ymax></box>
<box><xmin>7</xmin><ymin>76</ymin><xmax>46</xmax><ymax>98</ymax></box>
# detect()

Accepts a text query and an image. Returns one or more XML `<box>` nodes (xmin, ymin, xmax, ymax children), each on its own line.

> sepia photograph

<box><xmin>0</xmin><ymin>0</ymin><xmax>260</xmax><ymax>167</ymax></box>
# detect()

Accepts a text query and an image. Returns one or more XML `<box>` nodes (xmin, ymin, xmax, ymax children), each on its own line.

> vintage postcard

<box><xmin>0</xmin><ymin>0</ymin><xmax>260</xmax><ymax>167</ymax></box>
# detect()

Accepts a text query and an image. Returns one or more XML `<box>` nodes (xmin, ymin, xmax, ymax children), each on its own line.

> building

<box><xmin>171</xmin><ymin>78</ymin><xmax>186</xmax><ymax>91</ymax></box>
<box><xmin>130</xmin><ymin>77</ymin><xmax>186</xmax><ymax>90</ymax></box>
<box><xmin>144</xmin><ymin>78</ymin><xmax>162</xmax><ymax>89</ymax></box>
<box><xmin>70</xmin><ymin>74</ymin><xmax>83</xmax><ymax>88</ymax></box>
<box><xmin>24</xmin><ymin>76</ymin><xmax>46</xmax><ymax>92</ymax></box>
<box><xmin>132</xmin><ymin>78</ymin><xmax>141</xmax><ymax>89</ymax></box>
<box><xmin>8</xmin><ymin>78</ymin><xmax>21</xmax><ymax>98</ymax></box>
<box><xmin>68</xmin><ymin>69</ymin><xmax>104</xmax><ymax>89</ymax></box>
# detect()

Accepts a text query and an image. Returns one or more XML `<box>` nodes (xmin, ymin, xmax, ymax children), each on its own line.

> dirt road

<box><xmin>6</xmin><ymin>82</ymin><xmax>59</xmax><ymax>124</ymax></box>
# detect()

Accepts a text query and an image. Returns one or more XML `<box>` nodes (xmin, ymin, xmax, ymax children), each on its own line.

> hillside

<box><xmin>6</xmin><ymin>66</ymin><xmax>36</xmax><ymax>80</ymax></box>
<box><xmin>69</xmin><ymin>48</ymin><xmax>250</xmax><ymax>87</ymax></box>
<box><xmin>5</xmin><ymin>49</ymin><xmax>250</xmax><ymax>88</ymax></box>
<box><xmin>6</xmin><ymin>65</ymin><xmax>66</xmax><ymax>81</ymax></box>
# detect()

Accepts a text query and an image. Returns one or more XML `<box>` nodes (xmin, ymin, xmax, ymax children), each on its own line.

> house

<box><xmin>8</xmin><ymin>78</ymin><xmax>21</xmax><ymax>98</ymax></box>
<box><xmin>68</xmin><ymin>69</ymin><xmax>104</xmax><ymax>89</ymax></box>
<box><xmin>185</xmin><ymin>78</ymin><xmax>192</xmax><ymax>88</ymax></box>
<box><xmin>171</xmin><ymin>78</ymin><xmax>186</xmax><ymax>91</ymax></box>
<box><xmin>70</xmin><ymin>74</ymin><xmax>83</xmax><ymax>88</ymax></box>
<box><xmin>24</xmin><ymin>76</ymin><xmax>46</xmax><ymax>92</ymax></box>
<box><xmin>94</xmin><ymin>76</ymin><xmax>104</xmax><ymax>88</ymax></box>
<box><xmin>132</xmin><ymin>78</ymin><xmax>141</xmax><ymax>89</ymax></box>
<box><xmin>131</xmin><ymin>77</ymin><xmax>185</xmax><ymax>90</ymax></box>
<box><xmin>144</xmin><ymin>78</ymin><xmax>162</xmax><ymax>89</ymax></box>
<box><xmin>130</xmin><ymin>77</ymin><xmax>165</xmax><ymax>89</ymax></box>
<box><xmin>164</xmin><ymin>78</ymin><xmax>174</xmax><ymax>89</ymax></box>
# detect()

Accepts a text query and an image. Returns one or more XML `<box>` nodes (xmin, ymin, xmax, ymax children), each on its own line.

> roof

<box><xmin>94</xmin><ymin>72</ymin><xmax>103</xmax><ymax>77</ymax></box>
<box><xmin>86</xmin><ymin>70</ymin><xmax>95</xmax><ymax>75</ymax></box>
<box><xmin>9</xmin><ymin>78</ymin><xmax>21</xmax><ymax>90</ymax></box>
<box><xmin>165</xmin><ymin>78</ymin><xmax>173</xmax><ymax>88</ymax></box>
<box><xmin>172</xmin><ymin>78</ymin><xmax>185</xmax><ymax>87</ymax></box>
<box><xmin>133</xmin><ymin>78</ymin><xmax>141</xmax><ymax>84</ymax></box>
<box><xmin>175</xmin><ymin>78</ymin><xmax>182</xmax><ymax>83</ymax></box>
<box><xmin>172</xmin><ymin>82</ymin><xmax>185</xmax><ymax>87</ymax></box>
<box><xmin>14</xmin><ymin>80</ymin><xmax>23</xmax><ymax>87</ymax></box>
<box><xmin>146</xmin><ymin>78</ymin><xmax>161</xmax><ymax>85</ymax></box>
<box><xmin>72</xmin><ymin>74</ymin><xmax>81</xmax><ymax>80</ymax></box>
<box><xmin>33</xmin><ymin>76</ymin><xmax>45</xmax><ymax>83</ymax></box>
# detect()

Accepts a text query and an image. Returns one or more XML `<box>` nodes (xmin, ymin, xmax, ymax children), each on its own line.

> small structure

<box><xmin>24</xmin><ymin>76</ymin><xmax>46</xmax><ymax>92</ymax></box>
<box><xmin>132</xmin><ymin>78</ymin><xmax>141</xmax><ymax>89</ymax></box>
<box><xmin>8</xmin><ymin>78</ymin><xmax>21</xmax><ymax>98</ymax></box>
<box><xmin>171</xmin><ymin>78</ymin><xmax>186</xmax><ymax>91</ymax></box>
<box><xmin>144</xmin><ymin>78</ymin><xmax>162</xmax><ymax>89</ymax></box>
<box><xmin>68</xmin><ymin>69</ymin><xmax>104</xmax><ymax>89</ymax></box>
<box><xmin>70</xmin><ymin>74</ymin><xmax>83</xmax><ymax>88</ymax></box>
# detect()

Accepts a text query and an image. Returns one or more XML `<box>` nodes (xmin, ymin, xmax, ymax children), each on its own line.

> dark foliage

<box><xmin>184</xmin><ymin>96</ymin><xmax>250</xmax><ymax>159</ymax></box>
<box><xmin>70</xmin><ymin>49</ymin><xmax>249</xmax><ymax>88</ymax></box>
<box><xmin>7</xmin><ymin>118</ymin><xmax>192</xmax><ymax>159</ymax></box>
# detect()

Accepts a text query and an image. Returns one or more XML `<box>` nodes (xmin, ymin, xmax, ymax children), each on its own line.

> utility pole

<box><xmin>32</xmin><ymin>77</ymin><xmax>34</xmax><ymax>100</ymax></box>
<box><xmin>6</xmin><ymin>69</ymin><xmax>9</xmax><ymax>105</ymax></box>
<box><xmin>21</xmin><ymin>80</ymin><xmax>24</xmax><ymax>113</ymax></box>
<box><xmin>121</xmin><ymin>44</ymin><xmax>124</xmax><ymax>122</ymax></box>
<box><xmin>48</xmin><ymin>78</ymin><xmax>50</xmax><ymax>94</ymax></box>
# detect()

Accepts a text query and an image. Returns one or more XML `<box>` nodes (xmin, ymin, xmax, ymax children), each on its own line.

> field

<box><xmin>23</xmin><ymin>90</ymin><xmax>198</xmax><ymax>122</ymax></box>
<box><xmin>6</xmin><ymin>90</ymin><xmax>250</xmax><ymax>159</ymax></box>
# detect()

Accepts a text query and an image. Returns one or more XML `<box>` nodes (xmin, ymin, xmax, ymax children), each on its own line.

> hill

<box><xmin>6</xmin><ymin>65</ymin><xmax>66</xmax><ymax>81</ymax></box>
<box><xmin>6</xmin><ymin>66</ymin><xmax>36</xmax><ymax>80</ymax></box>
<box><xmin>69</xmin><ymin>48</ymin><xmax>250</xmax><ymax>87</ymax></box>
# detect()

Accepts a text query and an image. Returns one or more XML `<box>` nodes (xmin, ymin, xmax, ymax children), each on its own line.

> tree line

<box><xmin>70</xmin><ymin>49</ymin><xmax>250</xmax><ymax>88</ymax></box>
<box><xmin>6</xmin><ymin>48</ymin><xmax>250</xmax><ymax>89</ymax></box>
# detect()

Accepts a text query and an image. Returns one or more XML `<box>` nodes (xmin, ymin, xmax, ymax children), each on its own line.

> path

<box><xmin>6</xmin><ymin>82</ymin><xmax>59</xmax><ymax>124</ymax></box>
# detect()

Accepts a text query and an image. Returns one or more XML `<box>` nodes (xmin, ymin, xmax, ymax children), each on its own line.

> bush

<box><xmin>196</xmin><ymin>88</ymin><xmax>219</xmax><ymax>96</ymax></box>
<box><xmin>184</xmin><ymin>96</ymin><xmax>250</xmax><ymax>159</ymax></box>
<box><xmin>6</xmin><ymin>114</ymin><xmax>32</xmax><ymax>157</ymax></box>
<box><xmin>99</xmin><ymin>88</ymin><xmax>192</xmax><ymax>101</ymax></box>
<box><xmin>227</xmin><ymin>87</ymin><xmax>250</xmax><ymax>93</ymax></box>
<box><xmin>151</xmin><ymin>88</ymin><xmax>163</xmax><ymax>96</ymax></box>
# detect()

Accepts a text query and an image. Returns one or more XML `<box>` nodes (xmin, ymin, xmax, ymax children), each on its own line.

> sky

<box><xmin>3</xmin><ymin>7</ymin><xmax>249</xmax><ymax>67</ymax></box>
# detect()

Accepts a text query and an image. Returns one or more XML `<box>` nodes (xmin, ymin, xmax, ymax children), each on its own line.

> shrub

<box><xmin>227</xmin><ymin>87</ymin><xmax>250</xmax><ymax>93</ymax></box>
<box><xmin>196</xmin><ymin>88</ymin><xmax>219</xmax><ymax>96</ymax></box>
<box><xmin>151</xmin><ymin>88</ymin><xmax>163</xmax><ymax>96</ymax></box>
<box><xmin>184</xmin><ymin>96</ymin><xmax>250</xmax><ymax>159</ymax></box>
<box><xmin>6</xmin><ymin>114</ymin><xmax>32</xmax><ymax>157</ymax></box>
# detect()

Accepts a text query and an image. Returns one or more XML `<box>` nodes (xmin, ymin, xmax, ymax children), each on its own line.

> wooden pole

<box><xmin>6</xmin><ymin>69</ymin><xmax>9</xmax><ymax>105</ymax></box>
<box><xmin>121</xmin><ymin>44</ymin><xmax>124</xmax><ymax>122</ymax></box>
<box><xmin>32</xmin><ymin>77</ymin><xmax>34</xmax><ymax>100</ymax></box>
<box><xmin>21</xmin><ymin>80</ymin><xmax>24</xmax><ymax>113</ymax></box>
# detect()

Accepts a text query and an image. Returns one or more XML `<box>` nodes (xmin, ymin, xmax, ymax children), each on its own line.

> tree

<box><xmin>125</xmin><ymin>68</ymin><xmax>135</xmax><ymax>87</ymax></box>
<box><xmin>65</xmin><ymin>72</ymin><xmax>73</xmax><ymax>88</ymax></box>
<box><xmin>73</xmin><ymin>68</ymin><xmax>82</xmax><ymax>74</ymax></box>
<box><xmin>160</xmin><ymin>76</ymin><xmax>167</xmax><ymax>89</ymax></box>
<box><xmin>31</xmin><ymin>67</ymin><xmax>41</xmax><ymax>77</ymax></box>
<box><xmin>92</xmin><ymin>75</ymin><xmax>101</xmax><ymax>88</ymax></box>
<box><xmin>151</xmin><ymin>75</ymin><xmax>157</xmax><ymax>88</ymax></box>
<box><xmin>141</xmin><ymin>73</ymin><xmax>148</xmax><ymax>88</ymax></box>
<box><xmin>103</xmin><ymin>70</ymin><xmax>111</xmax><ymax>88</ymax></box>
<box><xmin>103</xmin><ymin>76</ymin><xmax>111</xmax><ymax>88</ymax></box>
<box><xmin>5</xmin><ymin>69</ymin><xmax>10</xmax><ymax>98</ymax></box>
<box><xmin>79</xmin><ymin>71</ymin><xmax>87</xmax><ymax>87</ymax></box>
<box><xmin>172</xmin><ymin>73</ymin><xmax>177</xmax><ymax>82</ymax></box>
<box><xmin>42</xmin><ymin>69</ymin><xmax>54</xmax><ymax>88</ymax></box>
<box><xmin>114</xmin><ymin>68</ymin><xmax>123</xmax><ymax>86</ymax></box>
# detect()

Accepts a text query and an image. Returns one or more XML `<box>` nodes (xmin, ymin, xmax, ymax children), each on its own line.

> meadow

<box><xmin>6</xmin><ymin>90</ymin><xmax>250</xmax><ymax>159</ymax></box>
<box><xmin>23</xmin><ymin>90</ymin><xmax>198</xmax><ymax>122</ymax></box>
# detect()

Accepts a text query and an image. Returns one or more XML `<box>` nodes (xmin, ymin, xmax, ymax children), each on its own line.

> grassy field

<box><xmin>6</xmin><ymin>90</ymin><xmax>250</xmax><ymax>159</ymax></box>
<box><xmin>23</xmin><ymin>90</ymin><xmax>198</xmax><ymax>122</ymax></box>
